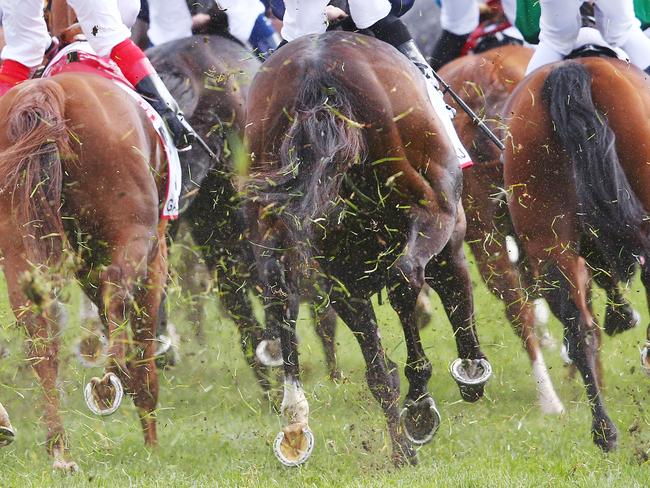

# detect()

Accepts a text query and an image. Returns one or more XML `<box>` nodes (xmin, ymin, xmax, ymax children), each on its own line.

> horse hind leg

<box><xmin>1</xmin><ymin>254</ymin><xmax>78</xmax><ymax>471</ymax></box>
<box><xmin>312</xmin><ymin>302</ymin><xmax>341</xmax><ymax>381</ymax></box>
<box><xmin>126</xmin><ymin>225</ymin><xmax>167</xmax><ymax>447</ymax></box>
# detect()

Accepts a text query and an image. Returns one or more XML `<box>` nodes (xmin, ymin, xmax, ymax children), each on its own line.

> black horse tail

<box><xmin>542</xmin><ymin>61</ymin><xmax>649</xmax><ymax>279</ymax></box>
<box><xmin>249</xmin><ymin>64</ymin><xmax>366</xmax><ymax>251</ymax></box>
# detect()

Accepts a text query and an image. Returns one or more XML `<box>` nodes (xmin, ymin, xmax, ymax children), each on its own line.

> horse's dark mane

<box><xmin>247</xmin><ymin>52</ymin><xmax>366</xmax><ymax>254</ymax></box>
<box><xmin>542</xmin><ymin>61</ymin><xmax>650</xmax><ymax>279</ymax></box>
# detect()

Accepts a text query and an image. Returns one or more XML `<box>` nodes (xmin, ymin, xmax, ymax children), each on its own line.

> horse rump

<box><xmin>542</xmin><ymin>61</ymin><xmax>649</xmax><ymax>279</ymax></box>
<box><xmin>0</xmin><ymin>79</ymin><xmax>72</xmax><ymax>264</ymax></box>
<box><xmin>247</xmin><ymin>63</ymin><xmax>366</xmax><ymax>249</ymax></box>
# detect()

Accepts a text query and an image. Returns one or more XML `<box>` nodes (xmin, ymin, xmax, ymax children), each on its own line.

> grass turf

<box><xmin>0</xmin><ymin>249</ymin><xmax>649</xmax><ymax>487</ymax></box>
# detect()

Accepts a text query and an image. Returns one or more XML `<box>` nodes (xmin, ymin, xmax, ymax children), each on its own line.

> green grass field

<box><xmin>1</xmin><ymin>248</ymin><xmax>649</xmax><ymax>487</ymax></box>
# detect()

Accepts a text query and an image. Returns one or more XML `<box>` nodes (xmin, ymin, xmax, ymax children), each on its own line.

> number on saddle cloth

<box><xmin>269</xmin><ymin>0</ymin><xmax>415</xmax><ymax>21</ymax></box>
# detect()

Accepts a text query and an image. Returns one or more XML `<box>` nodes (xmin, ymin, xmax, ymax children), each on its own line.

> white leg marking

<box><xmin>532</xmin><ymin>356</ymin><xmax>564</xmax><ymax>415</ymax></box>
<box><xmin>281</xmin><ymin>378</ymin><xmax>309</xmax><ymax>425</ymax></box>
<box><xmin>505</xmin><ymin>235</ymin><xmax>520</xmax><ymax>264</ymax></box>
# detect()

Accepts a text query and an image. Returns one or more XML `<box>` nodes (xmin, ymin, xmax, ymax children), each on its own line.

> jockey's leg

<box><xmin>595</xmin><ymin>0</ymin><xmax>650</xmax><ymax>72</ymax></box>
<box><xmin>281</xmin><ymin>0</ymin><xmax>329</xmax><ymax>41</ymax></box>
<box><xmin>67</xmin><ymin>0</ymin><xmax>197</xmax><ymax>150</ymax></box>
<box><xmin>219</xmin><ymin>0</ymin><xmax>279</xmax><ymax>58</ymax></box>
<box><xmin>351</xmin><ymin>1</ymin><xmax>472</xmax><ymax>167</ymax></box>
<box><xmin>430</xmin><ymin>0</ymin><xmax>479</xmax><ymax>69</ymax></box>
<box><xmin>0</xmin><ymin>0</ymin><xmax>51</xmax><ymax>95</ymax></box>
<box><xmin>147</xmin><ymin>0</ymin><xmax>192</xmax><ymax>46</ymax></box>
<box><xmin>525</xmin><ymin>0</ymin><xmax>582</xmax><ymax>75</ymax></box>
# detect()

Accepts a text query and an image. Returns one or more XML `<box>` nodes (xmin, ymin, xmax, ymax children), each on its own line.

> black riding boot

<box><xmin>429</xmin><ymin>30</ymin><xmax>469</xmax><ymax>70</ymax></box>
<box><xmin>135</xmin><ymin>74</ymin><xmax>196</xmax><ymax>151</ymax></box>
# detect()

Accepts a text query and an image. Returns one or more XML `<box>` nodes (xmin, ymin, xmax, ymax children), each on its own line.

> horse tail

<box><xmin>0</xmin><ymin>80</ymin><xmax>72</xmax><ymax>264</ymax></box>
<box><xmin>248</xmin><ymin>63</ymin><xmax>366</xmax><ymax>249</ymax></box>
<box><xmin>542</xmin><ymin>61</ymin><xmax>648</xmax><ymax>279</ymax></box>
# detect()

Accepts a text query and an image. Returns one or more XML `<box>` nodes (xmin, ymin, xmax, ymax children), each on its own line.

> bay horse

<box><xmin>0</xmin><ymin>67</ymin><xmax>168</xmax><ymax>469</ymax></box>
<box><xmin>438</xmin><ymin>45</ymin><xmax>565</xmax><ymax>414</ymax></box>
<box><xmin>504</xmin><ymin>56</ymin><xmax>650</xmax><ymax>451</ymax></box>
<box><xmin>146</xmin><ymin>31</ymin><xmax>341</xmax><ymax>383</ymax></box>
<box><xmin>245</xmin><ymin>31</ymin><xmax>492</xmax><ymax>467</ymax></box>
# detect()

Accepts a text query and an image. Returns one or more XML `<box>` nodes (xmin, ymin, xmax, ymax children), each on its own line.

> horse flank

<box><xmin>542</xmin><ymin>61</ymin><xmax>649</xmax><ymax>279</ymax></box>
<box><xmin>247</xmin><ymin>62</ymin><xmax>366</xmax><ymax>251</ymax></box>
<box><xmin>0</xmin><ymin>80</ymin><xmax>72</xmax><ymax>264</ymax></box>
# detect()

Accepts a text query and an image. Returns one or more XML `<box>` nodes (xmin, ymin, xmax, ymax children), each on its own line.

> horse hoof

<box><xmin>450</xmin><ymin>358</ymin><xmax>492</xmax><ymax>402</ymax></box>
<box><xmin>273</xmin><ymin>423</ymin><xmax>314</xmax><ymax>466</ymax></box>
<box><xmin>592</xmin><ymin>417</ymin><xmax>618</xmax><ymax>452</ymax></box>
<box><xmin>640</xmin><ymin>343</ymin><xmax>650</xmax><ymax>377</ymax></box>
<box><xmin>84</xmin><ymin>372</ymin><xmax>123</xmax><ymax>416</ymax></box>
<box><xmin>52</xmin><ymin>459</ymin><xmax>79</xmax><ymax>473</ymax></box>
<box><xmin>74</xmin><ymin>333</ymin><xmax>107</xmax><ymax>368</ymax></box>
<box><xmin>0</xmin><ymin>426</ymin><xmax>15</xmax><ymax>447</ymax></box>
<box><xmin>400</xmin><ymin>396</ymin><xmax>441</xmax><ymax>445</ymax></box>
<box><xmin>604</xmin><ymin>304</ymin><xmax>640</xmax><ymax>336</ymax></box>
<box><xmin>155</xmin><ymin>326</ymin><xmax>180</xmax><ymax>369</ymax></box>
<box><xmin>256</xmin><ymin>339</ymin><xmax>283</xmax><ymax>367</ymax></box>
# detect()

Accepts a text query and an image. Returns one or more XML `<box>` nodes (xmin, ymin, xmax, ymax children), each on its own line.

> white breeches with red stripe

<box><xmin>281</xmin><ymin>0</ymin><xmax>392</xmax><ymax>41</ymax></box>
<box><xmin>0</xmin><ymin>0</ymin><xmax>139</xmax><ymax>67</ymax></box>
<box><xmin>527</xmin><ymin>0</ymin><xmax>650</xmax><ymax>74</ymax></box>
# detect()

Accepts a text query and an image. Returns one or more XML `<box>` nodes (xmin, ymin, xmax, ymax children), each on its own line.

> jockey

<box><xmin>279</xmin><ymin>0</ymin><xmax>473</xmax><ymax>167</ymax></box>
<box><xmin>0</xmin><ymin>0</ymin><xmax>196</xmax><ymax>150</ymax></box>
<box><xmin>430</xmin><ymin>0</ymin><xmax>521</xmax><ymax>69</ymax></box>
<box><xmin>526</xmin><ymin>0</ymin><xmax>650</xmax><ymax>74</ymax></box>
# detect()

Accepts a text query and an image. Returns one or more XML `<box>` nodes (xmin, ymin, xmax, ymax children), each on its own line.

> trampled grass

<box><xmin>1</xmin><ymin>249</ymin><xmax>649</xmax><ymax>487</ymax></box>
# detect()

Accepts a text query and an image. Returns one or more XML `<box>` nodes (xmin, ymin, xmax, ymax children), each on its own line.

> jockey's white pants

<box><xmin>527</xmin><ymin>0</ymin><xmax>650</xmax><ymax>74</ymax></box>
<box><xmin>0</xmin><ymin>0</ymin><xmax>139</xmax><ymax>66</ymax></box>
<box><xmin>281</xmin><ymin>0</ymin><xmax>391</xmax><ymax>41</ymax></box>
<box><xmin>440</xmin><ymin>0</ymin><xmax>479</xmax><ymax>36</ymax></box>
<box><xmin>218</xmin><ymin>0</ymin><xmax>266</xmax><ymax>45</ymax></box>
<box><xmin>148</xmin><ymin>0</ymin><xmax>192</xmax><ymax>46</ymax></box>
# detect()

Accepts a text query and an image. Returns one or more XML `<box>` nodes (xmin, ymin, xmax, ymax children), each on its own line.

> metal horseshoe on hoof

<box><xmin>0</xmin><ymin>426</ymin><xmax>15</xmax><ymax>447</ymax></box>
<box><xmin>450</xmin><ymin>358</ymin><xmax>492</xmax><ymax>386</ymax></box>
<box><xmin>84</xmin><ymin>372</ymin><xmax>124</xmax><ymax>416</ymax></box>
<box><xmin>256</xmin><ymin>339</ymin><xmax>284</xmax><ymax>367</ymax></box>
<box><xmin>400</xmin><ymin>396</ymin><xmax>441</xmax><ymax>445</ymax></box>
<box><xmin>74</xmin><ymin>334</ymin><xmax>108</xmax><ymax>369</ymax></box>
<box><xmin>640</xmin><ymin>343</ymin><xmax>650</xmax><ymax>377</ymax></box>
<box><xmin>273</xmin><ymin>425</ymin><xmax>315</xmax><ymax>467</ymax></box>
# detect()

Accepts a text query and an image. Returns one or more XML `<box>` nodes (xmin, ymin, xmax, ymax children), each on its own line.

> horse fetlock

<box><xmin>400</xmin><ymin>396</ymin><xmax>441</xmax><ymax>445</ymax></box>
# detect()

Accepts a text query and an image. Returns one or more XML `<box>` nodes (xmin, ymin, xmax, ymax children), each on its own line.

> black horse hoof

<box><xmin>400</xmin><ymin>396</ymin><xmax>441</xmax><ymax>445</ymax></box>
<box><xmin>603</xmin><ymin>304</ymin><xmax>640</xmax><ymax>336</ymax></box>
<box><xmin>256</xmin><ymin>339</ymin><xmax>283</xmax><ymax>367</ymax></box>
<box><xmin>450</xmin><ymin>358</ymin><xmax>492</xmax><ymax>402</ymax></box>
<box><xmin>592</xmin><ymin>417</ymin><xmax>618</xmax><ymax>452</ymax></box>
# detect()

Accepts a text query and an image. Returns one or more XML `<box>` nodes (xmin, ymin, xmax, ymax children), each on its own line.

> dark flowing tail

<box><xmin>542</xmin><ymin>61</ymin><xmax>649</xmax><ymax>279</ymax></box>
<box><xmin>0</xmin><ymin>80</ymin><xmax>71</xmax><ymax>264</ymax></box>
<box><xmin>247</xmin><ymin>63</ymin><xmax>366</xmax><ymax>248</ymax></box>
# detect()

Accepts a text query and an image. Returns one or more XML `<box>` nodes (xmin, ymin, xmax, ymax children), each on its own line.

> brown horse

<box><xmin>245</xmin><ymin>31</ymin><xmax>491</xmax><ymax>467</ymax></box>
<box><xmin>438</xmin><ymin>45</ymin><xmax>565</xmax><ymax>414</ymax></box>
<box><xmin>0</xmin><ymin>69</ymin><xmax>168</xmax><ymax>469</ymax></box>
<box><xmin>504</xmin><ymin>56</ymin><xmax>650</xmax><ymax>451</ymax></box>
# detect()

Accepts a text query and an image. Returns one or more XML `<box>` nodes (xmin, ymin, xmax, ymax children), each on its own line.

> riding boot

<box><xmin>110</xmin><ymin>38</ymin><xmax>196</xmax><ymax>151</ymax></box>
<box><xmin>429</xmin><ymin>30</ymin><xmax>469</xmax><ymax>70</ymax></box>
<box><xmin>0</xmin><ymin>59</ymin><xmax>31</xmax><ymax>97</ymax></box>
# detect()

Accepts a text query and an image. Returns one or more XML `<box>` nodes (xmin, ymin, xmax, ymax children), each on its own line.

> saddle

<box><xmin>566</xmin><ymin>44</ymin><xmax>620</xmax><ymax>61</ymax></box>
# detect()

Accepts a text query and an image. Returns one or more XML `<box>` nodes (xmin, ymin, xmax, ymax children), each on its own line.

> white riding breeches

<box><xmin>527</xmin><ymin>0</ymin><xmax>650</xmax><ymax>74</ymax></box>
<box><xmin>0</xmin><ymin>0</ymin><xmax>139</xmax><ymax>66</ymax></box>
<box><xmin>148</xmin><ymin>0</ymin><xmax>192</xmax><ymax>46</ymax></box>
<box><xmin>440</xmin><ymin>0</ymin><xmax>479</xmax><ymax>36</ymax></box>
<box><xmin>281</xmin><ymin>0</ymin><xmax>392</xmax><ymax>41</ymax></box>
<box><xmin>218</xmin><ymin>0</ymin><xmax>266</xmax><ymax>45</ymax></box>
